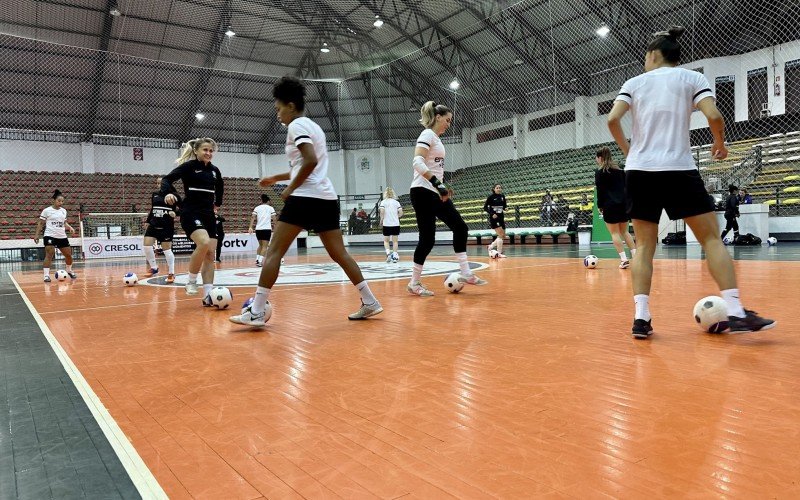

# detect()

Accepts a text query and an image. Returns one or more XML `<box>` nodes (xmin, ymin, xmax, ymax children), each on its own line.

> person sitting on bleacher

<box><xmin>739</xmin><ymin>188</ymin><xmax>752</xmax><ymax>204</ymax></box>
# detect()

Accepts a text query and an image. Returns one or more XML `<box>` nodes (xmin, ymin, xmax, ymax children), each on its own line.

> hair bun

<box><xmin>667</xmin><ymin>26</ymin><xmax>685</xmax><ymax>40</ymax></box>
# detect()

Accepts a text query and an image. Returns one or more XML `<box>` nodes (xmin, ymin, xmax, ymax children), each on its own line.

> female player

<box><xmin>248</xmin><ymin>194</ymin><xmax>276</xmax><ymax>267</ymax></box>
<box><xmin>160</xmin><ymin>137</ymin><xmax>224</xmax><ymax>306</ymax></box>
<box><xmin>230</xmin><ymin>76</ymin><xmax>382</xmax><ymax>326</ymax></box>
<box><xmin>407</xmin><ymin>101</ymin><xmax>487</xmax><ymax>296</ymax></box>
<box><xmin>594</xmin><ymin>147</ymin><xmax>636</xmax><ymax>268</ymax></box>
<box><xmin>33</xmin><ymin>189</ymin><xmax>77</xmax><ymax>282</ymax></box>
<box><xmin>379</xmin><ymin>187</ymin><xmax>403</xmax><ymax>262</ymax></box>
<box><xmin>214</xmin><ymin>206</ymin><xmax>225</xmax><ymax>262</ymax></box>
<box><xmin>720</xmin><ymin>185</ymin><xmax>740</xmax><ymax>243</ymax></box>
<box><xmin>484</xmin><ymin>184</ymin><xmax>507</xmax><ymax>258</ymax></box>
<box><xmin>143</xmin><ymin>177</ymin><xmax>180</xmax><ymax>283</ymax></box>
<box><xmin>607</xmin><ymin>26</ymin><xmax>773</xmax><ymax>337</ymax></box>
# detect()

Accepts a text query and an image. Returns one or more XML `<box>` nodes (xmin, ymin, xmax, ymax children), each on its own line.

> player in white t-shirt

<box><xmin>379</xmin><ymin>187</ymin><xmax>403</xmax><ymax>263</ymax></box>
<box><xmin>230</xmin><ymin>76</ymin><xmax>382</xmax><ymax>327</ymax></box>
<box><xmin>607</xmin><ymin>26</ymin><xmax>774</xmax><ymax>337</ymax></box>
<box><xmin>248</xmin><ymin>194</ymin><xmax>277</xmax><ymax>267</ymax></box>
<box><xmin>406</xmin><ymin>101</ymin><xmax>487</xmax><ymax>297</ymax></box>
<box><xmin>33</xmin><ymin>189</ymin><xmax>77</xmax><ymax>282</ymax></box>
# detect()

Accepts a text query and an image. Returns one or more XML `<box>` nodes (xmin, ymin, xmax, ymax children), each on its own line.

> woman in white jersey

<box><xmin>230</xmin><ymin>76</ymin><xmax>382</xmax><ymax>326</ymax></box>
<box><xmin>607</xmin><ymin>26</ymin><xmax>774</xmax><ymax>337</ymax></box>
<box><xmin>33</xmin><ymin>189</ymin><xmax>77</xmax><ymax>282</ymax></box>
<box><xmin>248</xmin><ymin>194</ymin><xmax>277</xmax><ymax>267</ymax></box>
<box><xmin>407</xmin><ymin>101</ymin><xmax>487</xmax><ymax>296</ymax></box>
<box><xmin>379</xmin><ymin>187</ymin><xmax>403</xmax><ymax>263</ymax></box>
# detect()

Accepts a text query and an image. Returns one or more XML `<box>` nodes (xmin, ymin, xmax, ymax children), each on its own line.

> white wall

<box><xmin>0</xmin><ymin>140</ymin><xmax>82</xmax><ymax>172</ymax></box>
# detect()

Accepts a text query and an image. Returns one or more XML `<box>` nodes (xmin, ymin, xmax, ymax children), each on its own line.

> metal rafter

<box><xmin>81</xmin><ymin>0</ymin><xmax>117</xmax><ymax>141</ymax></box>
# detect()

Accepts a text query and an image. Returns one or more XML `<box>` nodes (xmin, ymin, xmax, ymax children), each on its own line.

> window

<box><xmin>528</xmin><ymin>109</ymin><xmax>576</xmax><ymax>132</ymax></box>
<box><xmin>715</xmin><ymin>75</ymin><xmax>735</xmax><ymax>126</ymax></box>
<box><xmin>597</xmin><ymin>99</ymin><xmax>614</xmax><ymax>115</ymax></box>
<box><xmin>476</xmin><ymin>125</ymin><xmax>513</xmax><ymax>144</ymax></box>
<box><xmin>786</xmin><ymin>59</ymin><xmax>800</xmax><ymax>114</ymax></box>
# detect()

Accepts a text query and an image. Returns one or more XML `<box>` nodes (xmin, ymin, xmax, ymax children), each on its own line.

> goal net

<box><xmin>80</xmin><ymin>213</ymin><xmax>149</xmax><ymax>239</ymax></box>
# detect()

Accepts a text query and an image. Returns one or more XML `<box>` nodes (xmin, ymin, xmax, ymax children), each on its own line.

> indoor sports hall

<box><xmin>1</xmin><ymin>0</ymin><xmax>799</xmax><ymax>498</ymax></box>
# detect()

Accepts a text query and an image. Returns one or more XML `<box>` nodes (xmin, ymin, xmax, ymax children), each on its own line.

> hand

<box><xmin>712</xmin><ymin>141</ymin><xmax>728</xmax><ymax>160</ymax></box>
<box><xmin>259</xmin><ymin>176</ymin><xmax>278</xmax><ymax>187</ymax></box>
<box><xmin>492</xmin><ymin>214</ymin><xmax>497</xmax><ymax>219</ymax></box>
<box><xmin>165</xmin><ymin>194</ymin><xmax>177</xmax><ymax>205</ymax></box>
<box><xmin>168</xmin><ymin>211</ymin><xmax>176</xmax><ymax>218</ymax></box>
<box><xmin>280</xmin><ymin>188</ymin><xmax>293</xmax><ymax>201</ymax></box>
<box><xmin>248</xmin><ymin>227</ymin><xmax>253</xmax><ymax>234</ymax></box>
<box><xmin>69</xmin><ymin>226</ymin><xmax>76</xmax><ymax>235</ymax></box>
<box><xmin>33</xmin><ymin>237</ymin><xmax>39</xmax><ymax>244</ymax></box>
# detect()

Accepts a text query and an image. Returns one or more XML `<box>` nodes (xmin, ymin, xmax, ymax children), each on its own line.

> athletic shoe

<box><xmin>348</xmin><ymin>301</ymin><xmax>384</xmax><ymax>320</ymax></box>
<box><xmin>619</xmin><ymin>260</ymin><xmax>630</xmax><ymax>269</ymax></box>
<box><xmin>458</xmin><ymin>274</ymin><xmax>488</xmax><ymax>286</ymax></box>
<box><xmin>229</xmin><ymin>305</ymin><xmax>267</xmax><ymax>327</ymax></box>
<box><xmin>255</xmin><ymin>262</ymin><xmax>262</xmax><ymax>268</ymax></box>
<box><xmin>407</xmin><ymin>281</ymin><xmax>435</xmax><ymax>297</ymax></box>
<box><xmin>487</xmin><ymin>244</ymin><xmax>493</xmax><ymax>255</ymax></box>
<box><xmin>165</xmin><ymin>274</ymin><xmax>175</xmax><ymax>284</ymax></box>
<box><xmin>281</xmin><ymin>258</ymin><xmax>285</xmax><ymax>265</ymax></box>
<box><xmin>149</xmin><ymin>267</ymin><xmax>159</xmax><ymax>276</ymax></box>
<box><xmin>202</xmin><ymin>295</ymin><xmax>214</xmax><ymax>307</ymax></box>
<box><xmin>632</xmin><ymin>318</ymin><xmax>654</xmax><ymax>339</ymax></box>
<box><xmin>497</xmin><ymin>253</ymin><xmax>507</xmax><ymax>259</ymax></box>
<box><xmin>43</xmin><ymin>276</ymin><xmax>51</xmax><ymax>283</ymax></box>
<box><xmin>214</xmin><ymin>259</ymin><xmax>221</xmax><ymax>263</ymax></box>
<box><xmin>67</xmin><ymin>271</ymin><xmax>78</xmax><ymax>279</ymax></box>
<box><xmin>728</xmin><ymin>310</ymin><xmax>776</xmax><ymax>333</ymax></box>
<box><xmin>385</xmin><ymin>254</ymin><xmax>392</xmax><ymax>263</ymax></box>
<box><xmin>185</xmin><ymin>281</ymin><xmax>199</xmax><ymax>295</ymax></box>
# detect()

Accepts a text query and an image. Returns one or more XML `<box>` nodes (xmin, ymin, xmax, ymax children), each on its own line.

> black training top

<box><xmin>160</xmin><ymin>159</ymin><xmax>223</xmax><ymax>213</ymax></box>
<box><xmin>484</xmin><ymin>193</ymin><xmax>507</xmax><ymax>217</ymax></box>
<box><xmin>146</xmin><ymin>191</ymin><xmax>181</xmax><ymax>228</ymax></box>
<box><xmin>595</xmin><ymin>168</ymin><xmax>625</xmax><ymax>209</ymax></box>
<box><xmin>725</xmin><ymin>193</ymin><xmax>740</xmax><ymax>218</ymax></box>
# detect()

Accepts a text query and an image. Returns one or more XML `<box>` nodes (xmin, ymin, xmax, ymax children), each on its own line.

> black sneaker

<box><xmin>43</xmin><ymin>276</ymin><xmax>51</xmax><ymax>283</ymax></box>
<box><xmin>632</xmin><ymin>319</ymin><xmax>653</xmax><ymax>339</ymax></box>
<box><xmin>728</xmin><ymin>310</ymin><xmax>775</xmax><ymax>333</ymax></box>
<box><xmin>202</xmin><ymin>295</ymin><xmax>214</xmax><ymax>307</ymax></box>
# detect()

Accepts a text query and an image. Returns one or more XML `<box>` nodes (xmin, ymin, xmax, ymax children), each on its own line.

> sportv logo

<box><xmin>222</xmin><ymin>238</ymin><xmax>249</xmax><ymax>248</ymax></box>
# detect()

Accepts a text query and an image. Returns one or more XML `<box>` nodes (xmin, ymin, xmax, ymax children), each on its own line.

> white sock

<box><xmin>496</xmin><ymin>238</ymin><xmax>503</xmax><ymax>254</ymax></box>
<box><xmin>66</xmin><ymin>264</ymin><xmax>72</xmax><ymax>272</ymax></box>
<box><xmin>619</xmin><ymin>251</ymin><xmax>627</xmax><ymax>262</ymax></box>
<box><xmin>143</xmin><ymin>246</ymin><xmax>156</xmax><ymax>268</ymax></box>
<box><xmin>410</xmin><ymin>263</ymin><xmax>423</xmax><ymax>284</ymax></box>
<box><xmin>203</xmin><ymin>283</ymin><xmax>213</xmax><ymax>297</ymax></box>
<box><xmin>456</xmin><ymin>252</ymin><xmax>471</xmax><ymax>276</ymax></box>
<box><xmin>489</xmin><ymin>239</ymin><xmax>496</xmax><ymax>250</ymax></box>
<box><xmin>163</xmin><ymin>250</ymin><xmax>175</xmax><ymax>274</ymax></box>
<box><xmin>356</xmin><ymin>281</ymin><xmax>377</xmax><ymax>305</ymax></box>
<box><xmin>43</xmin><ymin>267</ymin><xmax>50</xmax><ymax>277</ymax></box>
<box><xmin>188</xmin><ymin>272</ymin><xmax>198</xmax><ymax>284</ymax></box>
<box><xmin>252</xmin><ymin>286</ymin><xmax>270</xmax><ymax>314</ymax></box>
<box><xmin>631</xmin><ymin>248</ymin><xmax>637</xmax><ymax>256</ymax></box>
<box><xmin>634</xmin><ymin>294</ymin><xmax>651</xmax><ymax>321</ymax></box>
<box><xmin>721</xmin><ymin>288</ymin><xmax>746</xmax><ymax>318</ymax></box>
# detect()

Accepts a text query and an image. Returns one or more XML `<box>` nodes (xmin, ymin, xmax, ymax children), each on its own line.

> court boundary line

<box><xmin>8</xmin><ymin>272</ymin><xmax>167</xmax><ymax>500</ymax></box>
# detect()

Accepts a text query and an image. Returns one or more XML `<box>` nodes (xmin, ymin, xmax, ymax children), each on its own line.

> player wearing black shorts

<box><xmin>607</xmin><ymin>26</ymin><xmax>773</xmax><ymax>337</ymax></box>
<box><xmin>484</xmin><ymin>184</ymin><xmax>508</xmax><ymax>258</ymax></box>
<box><xmin>143</xmin><ymin>177</ymin><xmax>180</xmax><ymax>282</ymax></box>
<box><xmin>160</xmin><ymin>137</ymin><xmax>224</xmax><ymax>304</ymax></box>
<box><xmin>34</xmin><ymin>189</ymin><xmax>77</xmax><ymax>282</ymax></box>
<box><xmin>594</xmin><ymin>147</ymin><xmax>636</xmax><ymax>269</ymax></box>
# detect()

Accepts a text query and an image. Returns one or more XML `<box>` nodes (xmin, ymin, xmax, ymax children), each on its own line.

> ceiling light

<box><xmin>109</xmin><ymin>8</ymin><xmax>121</xmax><ymax>16</ymax></box>
<box><xmin>225</xmin><ymin>28</ymin><xmax>235</xmax><ymax>37</ymax></box>
<box><xmin>449</xmin><ymin>79</ymin><xmax>460</xmax><ymax>90</ymax></box>
<box><xmin>513</xmin><ymin>58</ymin><xmax>523</xmax><ymax>66</ymax></box>
<box><xmin>320</xmin><ymin>42</ymin><xmax>330</xmax><ymax>53</ymax></box>
<box><xmin>373</xmin><ymin>16</ymin><xmax>384</xmax><ymax>28</ymax></box>
<box><xmin>596</xmin><ymin>25</ymin><xmax>610</xmax><ymax>38</ymax></box>
<box><xmin>195</xmin><ymin>112</ymin><xmax>205</xmax><ymax>120</ymax></box>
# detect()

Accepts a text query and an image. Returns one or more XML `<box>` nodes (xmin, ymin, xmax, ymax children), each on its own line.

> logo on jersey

<box><xmin>194</xmin><ymin>219</ymin><xmax>202</xmax><ymax>227</ymax></box>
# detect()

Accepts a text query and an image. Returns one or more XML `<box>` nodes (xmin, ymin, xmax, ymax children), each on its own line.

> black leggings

<box><xmin>721</xmin><ymin>215</ymin><xmax>739</xmax><ymax>238</ymax></box>
<box><xmin>216</xmin><ymin>233</ymin><xmax>224</xmax><ymax>260</ymax></box>
<box><xmin>410</xmin><ymin>187</ymin><xmax>468</xmax><ymax>265</ymax></box>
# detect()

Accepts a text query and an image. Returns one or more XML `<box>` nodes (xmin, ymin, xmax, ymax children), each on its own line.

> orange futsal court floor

<box><xmin>8</xmin><ymin>246</ymin><xmax>800</xmax><ymax>498</ymax></box>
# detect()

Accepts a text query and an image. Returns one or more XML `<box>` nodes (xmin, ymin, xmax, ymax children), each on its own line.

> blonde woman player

<box><xmin>33</xmin><ymin>189</ymin><xmax>77</xmax><ymax>282</ymax></box>
<box><xmin>594</xmin><ymin>147</ymin><xmax>636</xmax><ymax>269</ymax></box>
<box><xmin>379</xmin><ymin>187</ymin><xmax>403</xmax><ymax>262</ymax></box>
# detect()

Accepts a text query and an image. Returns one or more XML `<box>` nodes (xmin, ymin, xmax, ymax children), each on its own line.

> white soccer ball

<box><xmin>767</xmin><ymin>236</ymin><xmax>777</xmax><ymax>246</ymax></box>
<box><xmin>390</xmin><ymin>251</ymin><xmax>399</xmax><ymax>263</ymax></box>
<box><xmin>443</xmin><ymin>272</ymin><xmax>464</xmax><ymax>293</ymax></box>
<box><xmin>241</xmin><ymin>296</ymin><xmax>254</xmax><ymax>315</ymax></box>
<box><xmin>55</xmin><ymin>270</ymin><xmax>69</xmax><ymax>281</ymax></box>
<box><xmin>693</xmin><ymin>296</ymin><xmax>729</xmax><ymax>333</ymax></box>
<box><xmin>489</xmin><ymin>249</ymin><xmax>499</xmax><ymax>259</ymax></box>
<box><xmin>123</xmin><ymin>272</ymin><xmax>138</xmax><ymax>286</ymax></box>
<box><xmin>723</xmin><ymin>236</ymin><xmax>733</xmax><ymax>245</ymax></box>
<box><xmin>210</xmin><ymin>286</ymin><xmax>233</xmax><ymax>309</ymax></box>
<box><xmin>584</xmin><ymin>255</ymin><xmax>598</xmax><ymax>269</ymax></box>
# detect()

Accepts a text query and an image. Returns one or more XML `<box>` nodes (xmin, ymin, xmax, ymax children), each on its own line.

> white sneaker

<box><xmin>229</xmin><ymin>305</ymin><xmax>267</xmax><ymax>327</ymax></box>
<box><xmin>386</xmin><ymin>253</ymin><xmax>393</xmax><ymax>263</ymax></box>
<box><xmin>497</xmin><ymin>253</ymin><xmax>507</xmax><ymax>259</ymax></box>
<box><xmin>348</xmin><ymin>301</ymin><xmax>384</xmax><ymax>320</ymax></box>
<box><xmin>487</xmin><ymin>244</ymin><xmax>493</xmax><ymax>255</ymax></box>
<box><xmin>407</xmin><ymin>281</ymin><xmax>435</xmax><ymax>296</ymax></box>
<box><xmin>185</xmin><ymin>281</ymin><xmax>199</xmax><ymax>295</ymax></box>
<box><xmin>619</xmin><ymin>260</ymin><xmax>630</xmax><ymax>269</ymax></box>
<box><xmin>459</xmin><ymin>274</ymin><xmax>488</xmax><ymax>286</ymax></box>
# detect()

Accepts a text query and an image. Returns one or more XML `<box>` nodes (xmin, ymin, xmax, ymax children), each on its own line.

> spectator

<box><xmin>348</xmin><ymin>208</ymin><xmax>357</xmax><ymax>235</ymax></box>
<box><xmin>720</xmin><ymin>185</ymin><xmax>740</xmax><ymax>243</ymax></box>
<box><xmin>214</xmin><ymin>206</ymin><xmax>225</xmax><ymax>262</ymax></box>
<box><xmin>540</xmin><ymin>189</ymin><xmax>555</xmax><ymax>225</ymax></box>
<box><xmin>740</xmin><ymin>188</ymin><xmax>752</xmax><ymax>204</ymax></box>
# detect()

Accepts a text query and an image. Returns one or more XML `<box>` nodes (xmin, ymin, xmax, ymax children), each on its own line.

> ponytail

<box><xmin>175</xmin><ymin>137</ymin><xmax>217</xmax><ymax>164</ymax></box>
<box><xmin>646</xmin><ymin>26</ymin><xmax>685</xmax><ymax>64</ymax></box>
<box><xmin>596</xmin><ymin>147</ymin><xmax>617</xmax><ymax>171</ymax></box>
<box><xmin>419</xmin><ymin>101</ymin><xmax>452</xmax><ymax>128</ymax></box>
<box><xmin>52</xmin><ymin>189</ymin><xmax>63</xmax><ymax>199</ymax></box>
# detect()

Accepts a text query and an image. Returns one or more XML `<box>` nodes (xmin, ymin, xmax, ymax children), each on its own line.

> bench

<box><xmin>469</xmin><ymin>226</ymin><xmax>578</xmax><ymax>245</ymax></box>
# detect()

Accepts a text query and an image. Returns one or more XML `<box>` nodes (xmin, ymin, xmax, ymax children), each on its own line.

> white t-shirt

<box><xmin>379</xmin><ymin>198</ymin><xmax>402</xmax><ymax>227</ymax></box>
<box><xmin>615</xmin><ymin>67</ymin><xmax>714</xmax><ymax>171</ymax></box>
<box><xmin>252</xmin><ymin>204</ymin><xmax>276</xmax><ymax>230</ymax></box>
<box><xmin>411</xmin><ymin>128</ymin><xmax>446</xmax><ymax>194</ymax></box>
<box><xmin>40</xmin><ymin>206</ymin><xmax>68</xmax><ymax>238</ymax></box>
<box><xmin>285</xmin><ymin>117</ymin><xmax>337</xmax><ymax>200</ymax></box>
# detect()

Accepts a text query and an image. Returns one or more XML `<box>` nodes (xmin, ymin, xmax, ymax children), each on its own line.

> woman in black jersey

<box><xmin>594</xmin><ymin>147</ymin><xmax>636</xmax><ymax>268</ymax></box>
<box><xmin>143</xmin><ymin>177</ymin><xmax>180</xmax><ymax>283</ymax></box>
<box><xmin>214</xmin><ymin>206</ymin><xmax>225</xmax><ymax>262</ymax></box>
<box><xmin>161</xmin><ymin>137</ymin><xmax>224</xmax><ymax>306</ymax></box>
<box><xmin>484</xmin><ymin>184</ymin><xmax>508</xmax><ymax>258</ymax></box>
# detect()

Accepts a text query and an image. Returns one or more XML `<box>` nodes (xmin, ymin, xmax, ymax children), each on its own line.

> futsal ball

<box><xmin>444</xmin><ymin>272</ymin><xmax>464</xmax><ymax>293</ymax></box>
<box><xmin>123</xmin><ymin>272</ymin><xmax>138</xmax><ymax>286</ymax></box>
<box><xmin>210</xmin><ymin>286</ymin><xmax>233</xmax><ymax>309</ymax></box>
<box><xmin>584</xmin><ymin>255</ymin><xmax>598</xmax><ymax>269</ymax></box>
<box><xmin>489</xmin><ymin>249</ymin><xmax>499</xmax><ymax>259</ymax></box>
<box><xmin>55</xmin><ymin>270</ymin><xmax>69</xmax><ymax>281</ymax></box>
<box><xmin>767</xmin><ymin>236</ymin><xmax>777</xmax><ymax>246</ymax></box>
<box><xmin>723</xmin><ymin>236</ymin><xmax>733</xmax><ymax>245</ymax></box>
<box><xmin>390</xmin><ymin>251</ymin><xmax>399</xmax><ymax>263</ymax></box>
<box><xmin>693</xmin><ymin>296</ymin><xmax>730</xmax><ymax>333</ymax></box>
<box><xmin>241</xmin><ymin>296</ymin><xmax>254</xmax><ymax>314</ymax></box>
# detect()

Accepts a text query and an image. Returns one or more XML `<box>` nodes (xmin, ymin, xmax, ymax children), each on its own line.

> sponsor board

<box><xmin>82</xmin><ymin>237</ymin><xmax>144</xmax><ymax>259</ymax></box>
<box><xmin>144</xmin><ymin>260</ymin><xmax>487</xmax><ymax>287</ymax></box>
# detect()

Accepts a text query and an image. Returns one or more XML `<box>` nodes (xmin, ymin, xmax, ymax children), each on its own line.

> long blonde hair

<box><xmin>596</xmin><ymin>146</ymin><xmax>618</xmax><ymax>171</ymax></box>
<box><xmin>383</xmin><ymin>187</ymin><xmax>396</xmax><ymax>200</ymax></box>
<box><xmin>419</xmin><ymin>101</ymin><xmax>452</xmax><ymax>128</ymax></box>
<box><xmin>175</xmin><ymin>137</ymin><xmax>217</xmax><ymax>164</ymax></box>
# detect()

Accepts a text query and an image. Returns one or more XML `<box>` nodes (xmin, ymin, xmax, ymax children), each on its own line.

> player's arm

<box><xmin>65</xmin><ymin>221</ymin><xmax>76</xmax><ymax>235</ymax></box>
<box><xmin>413</xmin><ymin>145</ymin><xmax>449</xmax><ymax>200</ymax></box>
<box><xmin>248</xmin><ymin>213</ymin><xmax>257</xmax><ymax>234</ymax></box>
<box><xmin>398</xmin><ymin>206</ymin><xmax>403</xmax><ymax>218</ymax></box>
<box><xmin>379</xmin><ymin>206</ymin><xmax>385</xmax><ymax>225</ymax></box>
<box><xmin>696</xmin><ymin>97</ymin><xmax>728</xmax><ymax>160</ymax></box>
<box><xmin>161</xmin><ymin>164</ymin><xmax>185</xmax><ymax>205</ymax></box>
<box><xmin>258</xmin><ymin>172</ymin><xmax>291</xmax><ymax>187</ymax></box>
<box><xmin>282</xmin><ymin>143</ymin><xmax>316</xmax><ymax>199</ymax></box>
<box><xmin>606</xmin><ymin>101</ymin><xmax>630</xmax><ymax>157</ymax></box>
<box><xmin>33</xmin><ymin>218</ymin><xmax>44</xmax><ymax>244</ymax></box>
<box><xmin>214</xmin><ymin>166</ymin><xmax>224</xmax><ymax>208</ymax></box>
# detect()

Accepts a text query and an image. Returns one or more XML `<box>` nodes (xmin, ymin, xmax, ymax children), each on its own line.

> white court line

<box><xmin>8</xmin><ymin>273</ymin><xmax>167</xmax><ymax>500</ymax></box>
